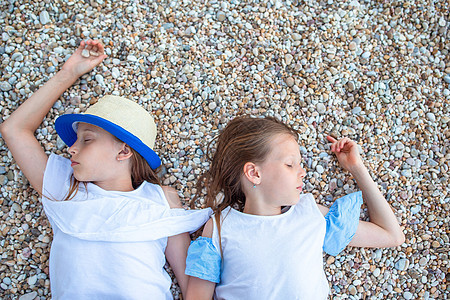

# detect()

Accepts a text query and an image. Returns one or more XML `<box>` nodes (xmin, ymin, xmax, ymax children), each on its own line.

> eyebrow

<box><xmin>77</xmin><ymin>128</ymin><xmax>97</xmax><ymax>134</ymax></box>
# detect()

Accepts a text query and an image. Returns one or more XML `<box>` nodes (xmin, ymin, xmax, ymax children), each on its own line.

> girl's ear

<box><xmin>243</xmin><ymin>162</ymin><xmax>261</xmax><ymax>185</ymax></box>
<box><xmin>117</xmin><ymin>143</ymin><xmax>133</xmax><ymax>161</ymax></box>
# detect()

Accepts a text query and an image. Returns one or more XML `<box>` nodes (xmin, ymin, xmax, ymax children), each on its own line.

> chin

<box><xmin>284</xmin><ymin>196</ymin><xmax>300</xmax><ymax>206</ymax></box>
<box><xmin>72</xmin><ymin>173</ymin><xmax>88</xmax><ymax>183</ymax></box>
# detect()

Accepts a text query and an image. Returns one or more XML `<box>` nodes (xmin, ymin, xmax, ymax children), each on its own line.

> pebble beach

<box><xmin>0</xmin><ymin>0</ymin><xmax>449</xmax><ymax>299</ymax></box>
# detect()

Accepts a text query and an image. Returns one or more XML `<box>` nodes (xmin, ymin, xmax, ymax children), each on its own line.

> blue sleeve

<box><xmin>185</xmin><ymin>236</ymin><xmax>221</xmax><ymax>283</ymax></box>
<box><xmin>323</xmin><ymin>191</ymin><xmax>363</xmax><ymax>256</ymax></box>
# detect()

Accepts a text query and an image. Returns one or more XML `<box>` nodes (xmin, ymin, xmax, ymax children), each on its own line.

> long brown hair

<box><xmin>192</xmin><ymin>115</ymin><xmax>299</xmax><ymax>251</ymax></box>
<box><xmin>64</xmin><ymin>145</ymin><xmax>160</xmax><ymax>201</ymax></box>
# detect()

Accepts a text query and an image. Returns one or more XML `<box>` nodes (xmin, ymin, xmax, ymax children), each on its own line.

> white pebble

<box><xmin>81</xmin><ymin>49</ymin><xmax>90</xmax><ymax>58</ymax></box>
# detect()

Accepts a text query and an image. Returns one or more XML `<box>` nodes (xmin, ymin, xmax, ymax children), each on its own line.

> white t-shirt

<box><xmin>42</xmin><ymin>154</ymin><xmax>211</xmax><ymax>299</ymax></box>
<box><xmin>212</xmin><ymin>193</ymin><xmax>329</xmax><ymax>300</ymax></box>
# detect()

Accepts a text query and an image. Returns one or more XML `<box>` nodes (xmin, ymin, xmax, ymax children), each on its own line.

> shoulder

<box><xmin>317</xmin><ymin>204</ymin><xmax>329</xmax><ymax>216</ymax></box>
<box><xmin>161</xmin><ymin>185</ymin><xmax>182</xmax><ymax>208</ymax></box>
<box><xmin>201</xmin><ymin>218</ymin><xmax>214</xmax><ymax>238</ymax></box>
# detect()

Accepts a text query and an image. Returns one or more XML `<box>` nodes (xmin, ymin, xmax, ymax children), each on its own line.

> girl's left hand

<box><xmin>326</xmin><ymin>136</ymin><xmax>364</xmax><ymax>173</ymax></box>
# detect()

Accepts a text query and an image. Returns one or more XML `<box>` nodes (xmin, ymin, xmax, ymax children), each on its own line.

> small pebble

<box><xmin>361</xmin><ymin>52</ymin><xmax>371</xmax><ymax>59</ymax></box>
<box><xmin>40</xmin><ymin>10</ymin><xmax>51</xmax><ymax>25</ymax></box>
<box><xmin>317</xmin><ymin>103</ymin><xmax>326</xmax><ymax>114</ymax></box>
<box><xmin>81</xmin><ymin>49</ymin><xmax>90</xmax><ymax>58</ymax></box>
<box><xmin>19</xmin><ymin>292</ymin><xmax>38</xmax><ymax>300</ymax></box>
<box><xmin>217</xmin><ymin>11</ymin><xmax>226</xmax><ymax>22</ymax></box>
<box><xmin>316</xmin><ymin>165</ymin><xmax>324</xmax><ymax>174</ymax></box>
<box><xmin>443</xmin><ymin>75</ymin><xmax>450</xmax><ymax>84</ymax></box>
<box><xmin>395</xmin><ymin>258</ymin><xmax>409</xmax><ymax>271</ymax></box>
<box><xmin>426</xmin><ymin>112</ymin><xmax>436</xmax><ymax>122</ymax></box>
<box><xmin>285</xmin><ymin>77</ymin><xmax>295</xmax><ymax>87</ymax></box>
<box><xmin>0</xmin><ymin>82</ymin><xmax>12</xmax><ymax>91</ymax></box>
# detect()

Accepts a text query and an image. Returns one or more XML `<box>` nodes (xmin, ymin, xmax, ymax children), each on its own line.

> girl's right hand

<box><xmin>326</xmin><ymin>136</ymin><xmax>365</xmax><ymax>174</ymax></box>
<box><xmin>61</xmin><ymin>40</ymin><xmax>107</xmax><ymax>78</ymax></box>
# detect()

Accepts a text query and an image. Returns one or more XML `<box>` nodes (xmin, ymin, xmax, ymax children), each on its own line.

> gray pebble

<box><xmin>291</xmin><ymin>33</ymin><xmax>301</xmax><ymax>41</ymax></box>
<box><xmin>361</xmin><ymin>52</ymin><xmax>371</xmax><ymax>59</ymax></box>
<box><xmin>427</xmin><ymin>159</ymin><xmax>438</xmax><ymax>167</ymax></box>
<box><xmin>112</xmin><ymin>67</ymin><xmax>120</xmax><ymax>79</ymax></box>
<box><xmin>406</xmin><ymin>158</ymin><xmax>415</xmax><ymax>165</ymax></box>
<box><xmin>95</xmin><ymin>74</ymin><xmax>105</xmax><ymax>85</ymax></box>
<box><xmin>0</xmin><ymin>82</ymin><xmax>13</xmax><ymax>91</ymax></box>
<box><xmin>27</xmin><ymin>275</ymin><xmax>37</xmax><ymax>286</ymax></box>
<box><xmin>12</xmin><ymin>203</ymin><xmax>22</xmax><ymax>213</ymax></box>
<box><xmin>217</xmin><ymin>11</ymin><xmax>226</xmax><ymax>22</ymax></box>
<box><xmin>285</xmin><ymin>54</ymin><xmax>293</xmax><ymax>65</ymax></box>
<box><xmin>394</xmin><ymin>258</ymin><xmax>409</xmax><ymax>271</ymax></box>
<box><xmin>426</xmin><ymin>112</ymin><xmax>435</xmax><ymax>122</ymax></box>
<box><xmin>317</xmin><ymin>103</ymin><xmax>326</xmax><ymax>114</ymax></box>
<box><xmin>410</xmin><ymin>111</ymin><xmax>419</xmax><ymax>118</ymax></box>
<box><xmin>11</xmin><ymin>52</ymin><xmax>24</xmax><ymax>61</ymax></box>
<box><xmin>347</xmin><ymin>81</ymin><xmax>356</xmax><ymax>92</ymax></box>
<box><xmin>53</xmin><ymin>101</ymin><xmax>62</xmax><ymax>110</ymax></box>
<box><xmin>208</xmin><ymin>102</ymin><xmax>217</xmax><ymax>110</ymax></box>
<box><xmin>285</xmin><ymin>77</ymin><xmax>294</xmax><ymax>87</ymax></box>
<box><xmin>316</xmin><ymin>165</ymin><xmax>324</xmax><ymax>174</ymax></box>
<box><xmin>352</xmin><ymin>106</ymin><xmax>362</xmax><ymax>114</ymax></box>
<box><xmin>443</xmin><ymin>75</ymin><xmax>450</xmax><ymax>84</ymax></box>
<box><xmin>127</xmin><ymin>55</ymin><xmax>138</xmax><ymax>62</ymax></box>
<box><xmin>8</xmin><ymin>76</ymin><xmax>17</xmax><ymax>85</ymax></box>
<box><xmin>2</xmin><ymin>32</ymin><xmax>9</xmax><ymax>42</ymax></box>
<box><xmin>56</xmin><ymin>136</ymin><xmax>66</xmax><ymax>150</ymax></box>
<box><xmin>162</xmin><ymin>23</ymin><xmax>174</xmax><ymax>30</ymax></box>
<box><xmin>20</xmin><ymin>66</ymin><xmax>30</xmax><ymax>74</ymax></box>
<box><xmin>403</xmin><ymin>292</ymin><xmax>413</xmax><ymax>300</ymax></box>
<box><xmin>40</xmin><ymin>10</ymin><xmax>51</xmax><ymax>25</ymax></box>
<box><xmin>401</xmin><ymin>169</ymin><xmax>411</xmax><ymax>177</ymax></box>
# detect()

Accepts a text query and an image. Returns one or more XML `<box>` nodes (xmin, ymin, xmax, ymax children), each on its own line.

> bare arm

<box><xmin>162</xmin><ymin>186</ymin><xmax>191</xmax><ymax>297</ymax></box>
<box><xmin>185</xmin><ymin>219</ymin><xmax>216</xmax><ymax>300</ymax></box>
<box><xmin>0</xmin><ymin>40</ymin><xmax>106</xmax><ymax>194</ymax></box>
<box><xmin>327</xmin><ymin>136</ymin><xmax>405</xmax><ymax>248</ymax></box>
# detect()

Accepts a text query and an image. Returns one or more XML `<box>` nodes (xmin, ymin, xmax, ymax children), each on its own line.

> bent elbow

<box><xmin>0</xmin><ymin>122</ymin><xmax>10</xmax><ymax>140</ymax></box>
<box><xmin>391</xmin><ymin>230</ymin><xmax>405</xmax><ymax>247</ymax></box>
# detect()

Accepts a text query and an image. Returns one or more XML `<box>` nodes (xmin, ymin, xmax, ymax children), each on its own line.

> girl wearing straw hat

<box><xmin>0</xmin><ymin>40</ymin><xmax>211</xmax><ymax>299</ymax></box>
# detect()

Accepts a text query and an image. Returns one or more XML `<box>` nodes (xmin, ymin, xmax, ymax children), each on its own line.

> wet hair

<box><xmin>192</xmin><ymin>115</ymin><xmax>299</xmax><ymax>250</ymax></box>
<box><xmin>63</xmin><ymin>142</ymin><xmax>160</xmax><ymax>201</ymax></box>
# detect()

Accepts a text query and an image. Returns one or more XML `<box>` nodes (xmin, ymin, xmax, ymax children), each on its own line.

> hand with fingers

<box><xmin>61</xmin><ymin>40</ymin><xmax>108</xmax><ymax>79</ymax></box>
<box><xmin>326</xmin><ymin>136</ymin><xmax>365</xmax><ymax>174</ymax></box>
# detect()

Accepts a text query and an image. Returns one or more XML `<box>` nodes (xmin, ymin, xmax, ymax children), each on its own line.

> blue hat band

<box><xmin>55</xmin><ymin>114</ymin><xmax>161</xmax><ymax>169</ymax></box>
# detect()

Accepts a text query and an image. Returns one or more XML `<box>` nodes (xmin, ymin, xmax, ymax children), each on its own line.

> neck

<box><xmin>93</xmin><ymin>178</ymin><xmax>134</xmax><ymax>192</ymax></box>
<box><xmin>243</xmin><ymin>197</ymin><xmax>282</xmax><ymax>216</ymax></box>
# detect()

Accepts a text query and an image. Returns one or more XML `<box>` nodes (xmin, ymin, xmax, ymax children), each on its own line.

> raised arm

<box><xmin>0</xmin><ymin>40</ymin><xmax>106</xmax><ymax>194</ymax></box>
<box><xmin>327</xmin><ymin>136</ymin><xmax>405</xmax><ymax>247</ymax></box>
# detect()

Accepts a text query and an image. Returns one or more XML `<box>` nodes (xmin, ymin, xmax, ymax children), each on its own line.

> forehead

<box><xmin>76</xmin><ymin>122</ymin><xmax>105</xmax><ymax>132</ymax></box>
<box><xmin>267</xmin><ymin>134</ymin><xmax>300</xmax><ymax>159</ymax></box>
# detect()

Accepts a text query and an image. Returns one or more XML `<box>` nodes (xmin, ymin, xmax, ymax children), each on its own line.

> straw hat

<box><xmin>55</xmin><ymin>95</ymin><xmax>161</xmax><ymax>169</ymax></box>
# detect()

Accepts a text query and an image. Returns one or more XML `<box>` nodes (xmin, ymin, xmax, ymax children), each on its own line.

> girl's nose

<box><xmin>299</xmin><ymin>166</ymin><xmax>306</xmax><ymax>179</ymax></box>
<box><xmin>68</xmin><ymin>141</ymin><xmax>78</xmax><ymax>155</ymax></box>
